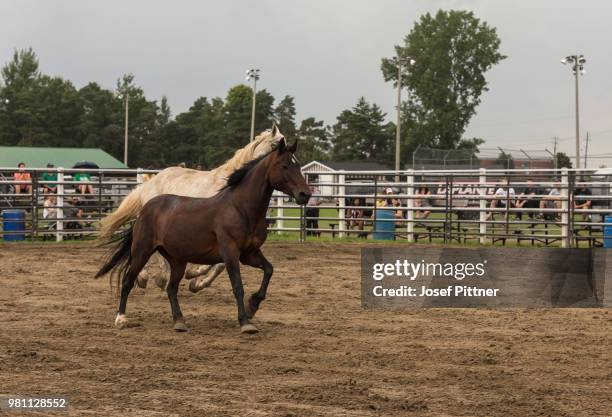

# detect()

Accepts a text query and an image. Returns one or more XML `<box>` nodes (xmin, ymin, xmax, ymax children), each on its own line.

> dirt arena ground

<box><xmin>1</xmin><ymin>242</ymin><xmax>611</xmax><ymax>417</ymax></box>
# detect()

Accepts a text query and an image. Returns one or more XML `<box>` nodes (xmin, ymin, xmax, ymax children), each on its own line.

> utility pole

<box><xmin>584</xmin><ymin>131</ymin><xmax>589</xmax><ymax>168</ymax></box>
<box><xmin>246</xmin><ymin>69</ymin><xmax>260</xmax><ymax>142</ymax></box>
<box><xmin>561</xmin><ymin>54</ymin><xmax>586</xmax><ymax>169</ymax></box>
<box><xmin>395</xmin><ymin>59</ymin><xmax>402</xmax><ymax>177</ymax></box>
<box><xmin>553</xmin><ymin>137</ymin><xmax>558</xmax><ymax>171</ymax></box>
<box><xmin>121</xmin><ymin>94</ymin><xmax>129</xmax><ymax>166</ymax></box>
<box><xmin>391</xmin><ymin>54</ymin><xmax>415</xmax><ymax>176</ymax></box>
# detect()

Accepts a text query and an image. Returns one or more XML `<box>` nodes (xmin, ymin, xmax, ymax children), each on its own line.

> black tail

<box><xmin>95</xmin><ymin>222</ymin><xmax>134</xmax><ymax>279</ymax></box>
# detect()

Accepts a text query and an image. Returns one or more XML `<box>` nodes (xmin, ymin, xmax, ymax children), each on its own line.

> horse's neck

<box><xmin>228</xmin><ymin>160</ymin><xmax>273</xmax><ymax>217</ymax></box>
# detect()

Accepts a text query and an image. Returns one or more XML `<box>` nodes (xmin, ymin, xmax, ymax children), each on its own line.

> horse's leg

<box><xmin>165</xmin><ymin>259</ymin><xmax>188</xmax><ymax>332</ymax></box>
<box><xmin>185</xmin><ymin>264</ymin><xmax>213</xmax><ymax>280</ymax></box>
<box><xmin>136</xmin><ymin>257</ymin><xmax>155</xmax><ymax>288</ymax></box>
<box><xmin>117</xmin><ymin>250</ymin><xmax>153</xmax><ymax>329</ymax></box>
<box><xmin>220</xmin><ymin>244</ymin><xmax>257</xmax><ymax>334</ymax></box>
<box><xmin>241</xmin><ymin>249</ymin><xmax>273</xmax><ymax>319</ymax></box>
<box><xmin>154</xmin><ymin>253</ymin><xmax>170</xmax><ymax>290</ymax></box>
<box><xmin>188</xmin><ymin>263</ymin><xmax>226</xmax><ymax>293</ymax></box>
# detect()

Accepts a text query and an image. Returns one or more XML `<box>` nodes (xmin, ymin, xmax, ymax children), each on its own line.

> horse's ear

<box><xmin>287</xmin><ymin>139</ymin><xmax>298</xmax><ymax>153</ymax></box>
<box><xmin>277</xmin><ymin>137</ymin><xmax>287</xmax><ymax>153</ymax></box>
<box><xmin>271</xmin><ymin>122</ymin><xmax>278</xmax><ymax>136</ymax></box>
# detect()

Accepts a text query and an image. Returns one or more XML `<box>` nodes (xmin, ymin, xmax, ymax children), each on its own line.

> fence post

<box><xmin>561</xmin><ymin>168</ymin><xmax>569</xmax><ymax>248</ymax></box>
<box><xmin>56</xmin><ymin>168</ymin><xmax>64</xmax><ymax>242</ymax></box>
<box><xmin>479</xmin><ymin>168</ymin><xmax>487</xmax><ymax>244</ymax></box>
<box><xmin>32</xmin><ymin>170</ymin><xmax>38</xmax><ymax>239</ymax></box>
<box><xmin>300</xmin><ymin>204</ymin><xmax>305</xmax><ymax>242</ymax></box>
<box><xmin>136</xmin><ymin>168</ymin><xmax>144</xmax><ymax>185</ymax></box>
<box><xmin>276</xmin><ymin>194</ymin><xmax>284</xmax><ymax>235</ymax></box>
<box><xmin>338</xmin><ymin>171</ymin><xmax>346</xmax><ymax>237</ymax></box>
<box><xmin>406</xmin><ymin>169</ymin><xmax>414</xmax><ymax>242</ymax></box>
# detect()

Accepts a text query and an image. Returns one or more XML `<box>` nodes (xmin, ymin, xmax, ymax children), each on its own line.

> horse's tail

<box><xmin>98</xmin><ymin>187</ymin><xmax>143</xmax><ymax>241</ymax></box>
<box><xmin>95</xmin><ymin>222</ymin><xmax>134</xmax><ymax>281</ymax></box>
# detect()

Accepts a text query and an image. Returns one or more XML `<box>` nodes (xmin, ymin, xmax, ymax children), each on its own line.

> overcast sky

<box><xmin>2</xmin><ymin>0</ymin><xmax>611</xmax><ymax>166</ymax></box>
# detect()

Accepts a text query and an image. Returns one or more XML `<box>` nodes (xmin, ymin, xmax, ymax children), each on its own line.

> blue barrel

<box><xmin>604</xmin><ymin>215</ymin><xmax>612</xmax><ymax>248</ymax></box>
<box><xmin>373</xmin><ymin>209</ymin><xmax>396</xmax><ymax>240</ymax></box>
<box><xmin>2</xmin><ymin>209</ymin><xmax>26</xmax><ymax>241</ymax></box>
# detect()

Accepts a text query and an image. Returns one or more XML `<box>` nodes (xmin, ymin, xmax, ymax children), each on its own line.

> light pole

<box><xmin>246</xmin><ymin>68</ymin><xmax>260</xmax><ymax>142</ymax></box>
<box><xmin>391</xmin><ymin>55</ymin><xmax>415</xmax><ymax>175</ymax></box>
<box><xmin>561</xmin><ymin>54</ymin><xmax>586</xmax><ymax>169</ymax></box>
<box><xmin>118</xmin><ymin>93</ymin><xmax>129</xmax><ymax>166</ymax></box>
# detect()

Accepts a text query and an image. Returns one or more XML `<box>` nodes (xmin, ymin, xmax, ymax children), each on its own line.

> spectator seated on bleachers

<box><xmin>515</xmin><ymin>179</ymin><xmax>540</xmax><ymax>220</ymax></box>
<box><xmin>13</xmin><ymin>162</ymin><xmax>32</xmax><ymax>195</ymax></box>
<box><xmin>41</xmin><ymin>163</ymin><xmax>58</xmax><ymax>194</ymax></box>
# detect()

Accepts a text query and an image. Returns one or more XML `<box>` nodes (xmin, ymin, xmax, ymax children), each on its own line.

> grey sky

<box><xmin>2</xmin><ymin>0</ymin><xmax>611</xmax><ymax>166</ymax></box>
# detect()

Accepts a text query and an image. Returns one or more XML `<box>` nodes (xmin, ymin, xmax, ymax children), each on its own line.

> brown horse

<box><xmin>95</xmin><ymin>139</ymin><xmax>310</xmax><ymax>334</ymax></box>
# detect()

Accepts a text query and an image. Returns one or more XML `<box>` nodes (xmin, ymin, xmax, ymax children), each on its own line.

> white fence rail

<box><xmin>1</xmin><ymin>166</ymin><xmax>611</xmax><ymax>248</ymax></box>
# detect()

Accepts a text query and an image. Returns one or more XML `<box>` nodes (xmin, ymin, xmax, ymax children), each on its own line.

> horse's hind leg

<box><xmin>165</xmin><ymin>259</ymin><xmax>188</xmax><ymax>332</ymax></box>
<box><xmin>154</xmin><ymin>254</ymin><xmax>170</xmax><ymax>289</ymax></box>
<box><xmin>116</xmin><ymin>249</ymin><xmax>154</xmax><ymax>329</ymax></box>
<box><xmin>188</xmin><ymin>263</ymin><xmax>226</xmax><ymax>293</ymax></box>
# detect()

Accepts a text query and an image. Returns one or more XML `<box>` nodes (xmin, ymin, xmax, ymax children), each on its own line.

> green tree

<box><xmin>78</xmin><ymin>82</ymin><xmax>122</xmax><ymax>156</ymax></box>
<box><xmin>274</xmin><ymin>95</ymin><xmax>297</xmax><ymax>140</ymax></box>
<box><xmin>0</xmin><ymin>48</ymin><xmax>84</xmax><ymax>148</ymax></box>
<box><xmin>331</xmin><ymin>97</ymin><xmax>393</xmax><ymax>164</ymax></box>
<box><xmin>254</xmin><ymin>89</ymin><xmax>275</xmax><ymax>135</ymax></box>
<box><xmin>115</xmin><ymin>74</ymin><xmax>160</xmax><ymax>167</ymax></box>
<box><xmin>381</xmin><ymin>10</ymin><xmax>505</xmax><ymax>151</ymax></box>
<box><xmin>33</xmin><ymin>75</ymin><xmax>82</xmax><ymax>147</ymax></box>
<box><xmin>496</xmin><ymin>151</ymin><xmax>514</xmax><ymax>169</ymax></box>
<box><xmin>0</xmin><ymin>48</ymin><xmax>42</xmax><ymax>145</ymax></box>
<box><xmin>224</xmin><ymin>85</ymin><xmax>254</xmax><ymax>149</ymax></box>
<box><xmin>297</xmin><ymin>117</ymin><xmax>331</xmax><ymax>162</ymax></box>
<box><xmin>556</xmin><ymin>152</ymin><xmax>572</xmax><ymax>169</ymax></box>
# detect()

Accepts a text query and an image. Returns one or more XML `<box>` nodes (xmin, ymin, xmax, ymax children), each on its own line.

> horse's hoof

<box><xmin>115</xmin><ymin>314</ymin><xmax>129</xmax><ymax>329</ymax></box>
<box><xmin>188</xmin><ymin>279</ymin><xmax>201</xmax><ymax>293</ymax></box>
<box><xmin>154</xmin><ymin>276</ymin><xmax>167</xmax><ymax>290</ymax></box>
<box><xmin>240</xmin><ymin>323</ymin><xmax>259</xmax><ymax>334</ymax></box>
<box><xmin>173</xmin><ymin>320</ymin><xmax>188</xmax><ymax>332</ymax></box>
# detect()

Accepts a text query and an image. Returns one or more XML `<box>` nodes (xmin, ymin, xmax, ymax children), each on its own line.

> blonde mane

<box><xmin>213</xmin><ymin>129</ymin><xmax>279</xmax><ymax>173</ymax></box>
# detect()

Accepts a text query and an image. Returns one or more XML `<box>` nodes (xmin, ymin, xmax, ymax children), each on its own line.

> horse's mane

<box><xmin>214</xmin><ymin>129</ymin><xmax>275</xmax><ymax>173</ymax></box>
<box><xmin>222</xmin><ymin>151</ymin><xmax>272</xmax><ymax>190</ymax></box>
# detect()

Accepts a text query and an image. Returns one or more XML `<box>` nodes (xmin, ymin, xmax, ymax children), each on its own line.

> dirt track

<box><xmin>0</xmin><ymin>242</ymin><xmax>611</xmax><ymax>416</ymax></box>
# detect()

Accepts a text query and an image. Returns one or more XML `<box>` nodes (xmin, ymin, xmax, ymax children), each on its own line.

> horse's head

<box><xmin>252</xmin><ymin>123</ymin><xmax>285</xmax><ymax>159</ymax></box>
<box><xmin>268</xmin><ymin>138</ymin><xmax>311</xmax><ymax>205</ymax></box>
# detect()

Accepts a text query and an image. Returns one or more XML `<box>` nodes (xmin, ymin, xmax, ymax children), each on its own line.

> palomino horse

<box><xmin>98</xmin><ymin>126</ymin><xmax>285</xmax><ymax>290</ymax></box>
<box><xmin>95</xmin><ymin>139</ymin><xmax>310</xmax><ymax>334</ymax></box>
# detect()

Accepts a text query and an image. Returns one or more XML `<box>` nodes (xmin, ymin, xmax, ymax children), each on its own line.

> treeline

<box><xmin>0</xmin><ymin>10</ymin><xmax>507</xmax><ymax>169</ymax></box>
<box><xmin>0</xmin><ymin>49</ymin><xmax>395</xmax><ymax>169</ymax></box>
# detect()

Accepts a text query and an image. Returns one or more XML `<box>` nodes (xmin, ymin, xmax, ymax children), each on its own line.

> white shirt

<box><xmin>494</xmin><ymin>187</ymin><xmax>515</xmax><ymax>197</ymax></box>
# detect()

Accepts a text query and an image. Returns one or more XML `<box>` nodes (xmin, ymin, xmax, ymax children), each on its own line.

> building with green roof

<box><xmin>0</xmin><ymin>146</ymin><xmax>127</xmax><ymax>169</ymax></box>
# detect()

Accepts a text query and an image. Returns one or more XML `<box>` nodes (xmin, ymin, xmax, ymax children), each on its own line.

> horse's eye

<box><xmin>282</xmin><ymin>165</ymin><xmax>288</xmax><ymax>169</ymax></box>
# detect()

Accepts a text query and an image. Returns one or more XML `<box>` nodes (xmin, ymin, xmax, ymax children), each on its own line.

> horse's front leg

<box><xmin>223</xmin><ymin>255</ymin><xmax>258</xmax><ymax>334</ymax></box>
<box><xmin>241</xmin><ymin>249</ymin><xmax>273</xmax><ymax>319</ymax></box>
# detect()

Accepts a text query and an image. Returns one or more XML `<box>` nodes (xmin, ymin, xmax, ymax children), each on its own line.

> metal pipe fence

<box><xmin>0</xmin><ymin>167</ymin><xmax>152</xmax><ymax>242</ymax></box>
<box><xmin>1</xmin><ymin>166</ymin><xmax>611</xmax><ymax>248</ymax></box>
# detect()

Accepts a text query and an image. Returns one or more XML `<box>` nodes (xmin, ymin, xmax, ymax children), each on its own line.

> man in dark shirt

<box><xmin>574</xmin><ymin>184</ymin><xmax>592</xmax><ymax>220</ymax></box>
<box><xmin>515</xmin><ymin>179</ymin><xmax>540</xmax><ymax>220</ymax></box>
